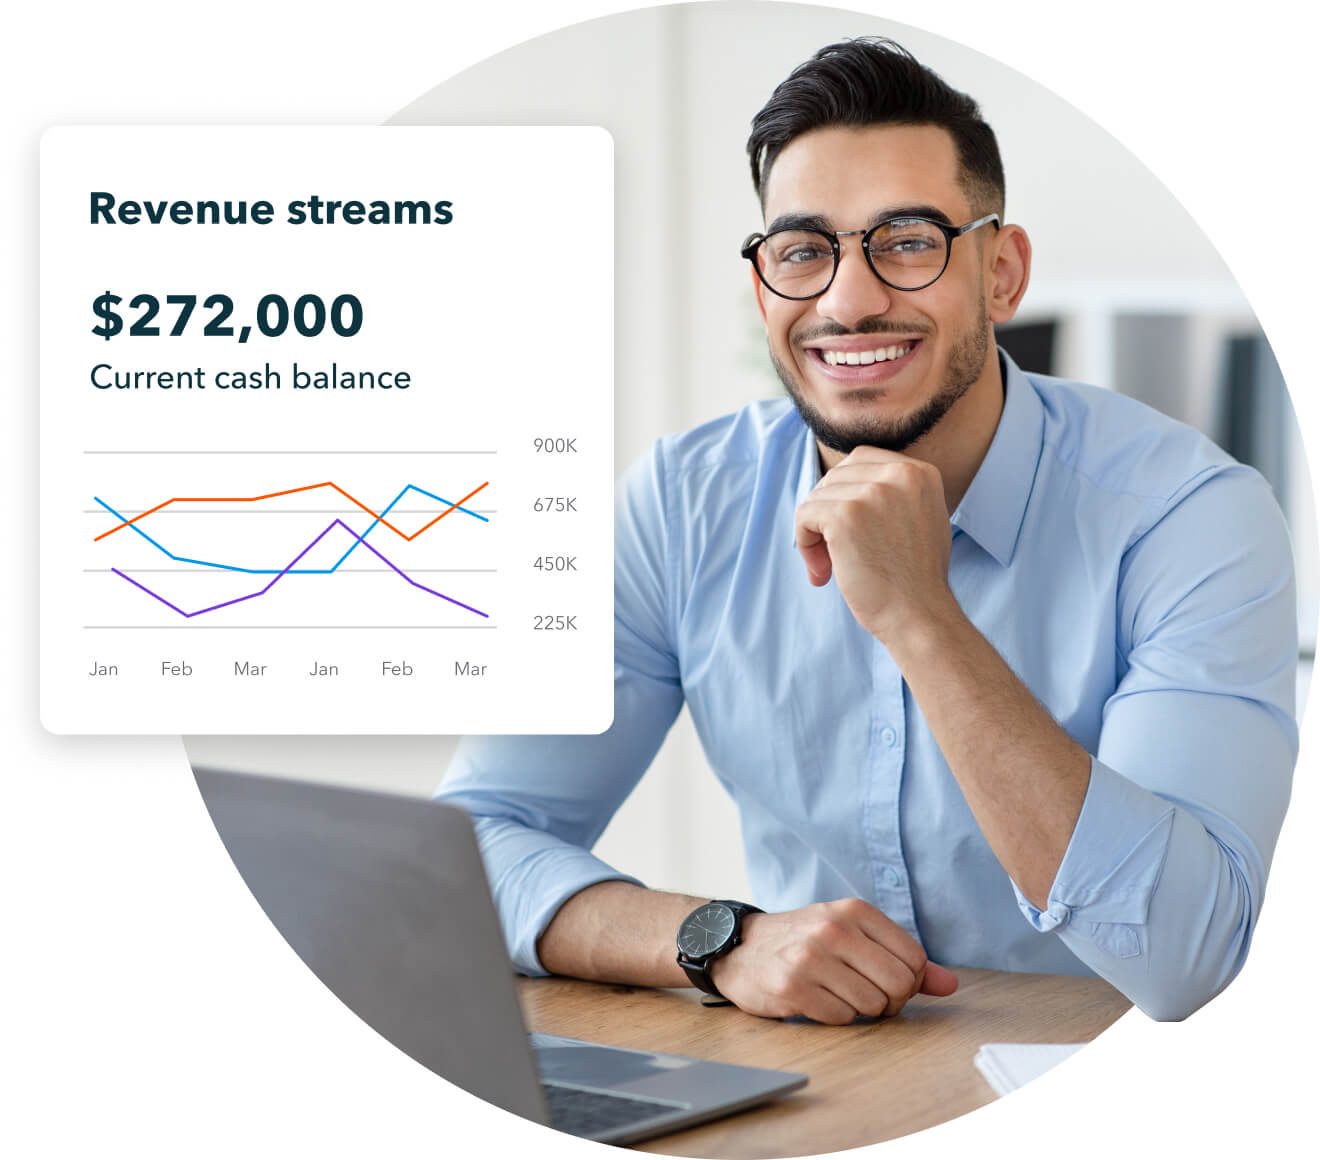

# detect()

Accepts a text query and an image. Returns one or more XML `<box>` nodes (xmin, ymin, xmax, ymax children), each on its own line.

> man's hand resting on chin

<box><xmin>708</xmin><ymin>898</ymin><xmax>958</xmax><ymax>1024</ymax></box>
<box><xmin>794</xmin><ymin>447</ymin><xmax>956</xmax><ymax>645</ymax></box>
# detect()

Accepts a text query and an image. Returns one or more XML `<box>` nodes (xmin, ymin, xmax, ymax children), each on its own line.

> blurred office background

<box><xmin>187</xmin><ymin>2</ymin><xmax>1317</xmax><ymax>906</ymax></box>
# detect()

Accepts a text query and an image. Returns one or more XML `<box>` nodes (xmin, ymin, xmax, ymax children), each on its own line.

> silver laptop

<box><xmin>192</xmin><ymin>766</ymin><xmax>807</xmax><ymax>1145</ymax></box>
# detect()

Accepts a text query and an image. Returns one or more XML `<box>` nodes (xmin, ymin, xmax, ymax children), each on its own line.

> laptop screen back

<box><xmin>193</xmin><ymin>767</ymin><xmax>548</xmax><ymax>1125</ymax></box>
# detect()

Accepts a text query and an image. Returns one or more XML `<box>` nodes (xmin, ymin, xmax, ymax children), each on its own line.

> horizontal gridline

<box><xmin>85</xmin><ymin>568</ymin><xmax>496</xmax><ymax>574</ymax></box>
<box><xmin>84</xmin><ymin>509</ymin><xmax>498</xmax><ymax>515</ymax></box>
<box><xmin>82</xmin><ymin>449</ymin><xmax>499</xmax><ymax>455</ymax></box>
<box><xmin>81</xmin><ymin>624</ymin><xmax>501</xmax><ymax>630</ymax></box>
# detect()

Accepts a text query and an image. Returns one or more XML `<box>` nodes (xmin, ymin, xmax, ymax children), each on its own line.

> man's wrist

<box><xmin>870</xmin><ymin>589</ymin><xmax>966</xmax><ymax>660</ymax></box>
<box><xmin>538</xmin><ymin>882</ymin><xmax>705</xmax><ymax>987</ymax></box>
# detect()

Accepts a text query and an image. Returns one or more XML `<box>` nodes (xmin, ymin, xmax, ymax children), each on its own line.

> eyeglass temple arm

<box><xmin>740</xmin><ymin>233</ymin><xmax>765</xmax><ymax>259</ymax></box>
<box><xmin>952</xmin><ymin>213</ymin><xmax>1000</xmax><ymax>237</ymax></box>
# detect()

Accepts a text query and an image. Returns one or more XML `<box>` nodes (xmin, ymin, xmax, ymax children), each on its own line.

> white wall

<box><xmin>185</xmin><ymin>1</ymin><xmax>1312</xmax><ymax>904</ymax></box>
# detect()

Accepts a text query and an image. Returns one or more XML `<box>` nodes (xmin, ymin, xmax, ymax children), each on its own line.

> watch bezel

<box><xmin>676</xmin><ymin>901</ymin><xmax>739</xmax><ymax>961</ymax></box>
<box><xmin>675</xmin><ymin>899</ymin><xmax>762</xmax><ymax>1000</ymax></box>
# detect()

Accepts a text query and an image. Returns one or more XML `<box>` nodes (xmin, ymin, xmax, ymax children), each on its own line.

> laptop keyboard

<box><xmin>541</xmin><ymin>1082</ymin><xmax>685</xmax><ymax>1137</ymax></box>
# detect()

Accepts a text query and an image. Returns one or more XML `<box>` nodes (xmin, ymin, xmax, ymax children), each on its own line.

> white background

<box><xmin>3</xmin><ymin>2</ymin><xmax>1317</xmax><ymax>1158</ymax></box>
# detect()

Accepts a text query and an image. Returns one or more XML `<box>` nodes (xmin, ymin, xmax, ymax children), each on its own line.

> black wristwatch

<box><xmin>675</xmin><ymin>899</ymin><xmax>763</xmax><ymax>1000</ymax></box>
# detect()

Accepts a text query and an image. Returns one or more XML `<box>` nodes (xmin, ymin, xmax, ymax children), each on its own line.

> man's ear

<box><xmin>986</xmin><ymin>224</ymin><xmax>1031</xmax><ymax>323</ymax></box>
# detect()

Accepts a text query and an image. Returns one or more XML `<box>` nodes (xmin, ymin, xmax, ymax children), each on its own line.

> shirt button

<box><xmin>880</xmin><ymin>726</ymin><xmax>898</xmax><ymax>748</ymax></box>
<box><xmin>881</xmin><ymin>865</ymin><xmax>901</xmax><ymax>888</ymax></box>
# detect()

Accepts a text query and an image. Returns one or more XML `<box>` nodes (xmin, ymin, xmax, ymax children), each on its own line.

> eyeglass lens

<box><xmin>755</xmin><ymin>218</ymin><xmax>949</xmax><ymax>296</ymax></box>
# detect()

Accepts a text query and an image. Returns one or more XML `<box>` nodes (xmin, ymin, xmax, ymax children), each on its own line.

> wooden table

<box><xmin>518</xmin><ymin>968</ymin><xmax>1131</xmax><ymax>1157</ymax></box>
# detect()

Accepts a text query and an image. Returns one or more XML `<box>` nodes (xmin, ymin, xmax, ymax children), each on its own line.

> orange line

<box><xmin>410</xmin><ymin>482</ymin><xmax>490</xmax><ymax>537</ymax></box>
<box><xmin>93</xmin><ymin>480</ymin><xmax>489</xmax><ymax>543</ymax></box>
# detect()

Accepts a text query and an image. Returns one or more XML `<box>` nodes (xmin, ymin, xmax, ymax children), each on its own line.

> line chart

<box><xmin>86</xmin><ymin>468</ymin><xmax>499</xmax><ymax>630</ymax></box>
<box><xmin>90</xmin><ymin>472</ymin><xmax>495</xmax><ymax>625</ymax></box>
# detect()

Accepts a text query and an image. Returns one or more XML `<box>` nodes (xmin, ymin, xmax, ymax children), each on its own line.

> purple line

<box><xmin>110</xmin><ymin>519</ymin><xmax>489</xmax><ymax>619</ymax></box>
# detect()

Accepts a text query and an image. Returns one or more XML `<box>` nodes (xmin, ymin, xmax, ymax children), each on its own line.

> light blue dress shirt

<box><xmin>439</xmin><ymin>352</ymin><xmax>1297</xmax><ymax>1021</ymax></box>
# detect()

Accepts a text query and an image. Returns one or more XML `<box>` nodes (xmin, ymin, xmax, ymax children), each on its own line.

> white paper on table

<box><xmin>973</xmin><ymin>1042</ymin><xmax>1086</xmax><ymax>1097</ymax></box>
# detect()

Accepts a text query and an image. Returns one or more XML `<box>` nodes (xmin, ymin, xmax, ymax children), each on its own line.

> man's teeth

<box><xmin>821</xmin><ymin>343</ymin><xmax>912</xmax><ymax>366</ymax></box>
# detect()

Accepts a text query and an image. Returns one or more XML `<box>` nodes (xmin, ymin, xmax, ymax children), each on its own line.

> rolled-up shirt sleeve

<box><xmin>436</xmin><ymin>442</ymin><xmax>684</xmax><ymax>975</ymax></box>
<box><xmin>1012</xmin><ymin>465</ymin><xmax>1298</xmax><ymax>1020</ymax></box>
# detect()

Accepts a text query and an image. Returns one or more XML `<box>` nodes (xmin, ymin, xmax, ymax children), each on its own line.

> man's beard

<box><xmin>772</xmin><ymin>309</ymin><xmax>990</xmax><ymax>455</ymax></box>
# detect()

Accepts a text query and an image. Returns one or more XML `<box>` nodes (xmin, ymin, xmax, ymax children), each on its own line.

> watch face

<box><xmin>677</xmin><ymin>903</ymin><xmax>737</xmax><ymax>959</ymax></box>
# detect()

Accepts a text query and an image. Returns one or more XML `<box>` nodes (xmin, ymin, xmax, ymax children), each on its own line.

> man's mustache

<box><xmin>791</xmin><ymin>319</ymin><xmax>934</xmax><ymax>344</ymax></box>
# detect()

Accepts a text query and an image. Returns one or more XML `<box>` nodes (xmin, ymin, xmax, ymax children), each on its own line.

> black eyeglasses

<box><xmin>741</xmin><ymin>213</ymin><xmax>1000</xmax><ymax>300</ymax></box>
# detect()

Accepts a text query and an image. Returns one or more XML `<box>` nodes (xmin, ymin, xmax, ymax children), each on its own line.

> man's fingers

<box><xmin>799</xmin><ymin>540</ymin><xmax>832</xmax><ymax>585</ymax></box>
<box><xmin>815</xmin><ymin>960</ymin><xmax>900</xmax><ymax>1020</ymax></box>
<box><xmin>806</xmin><ymin>956</ymin><xmax>955</xmax><ymax>1020</ymax></box>
<box><xmin>794</xmin><ymin>515</ymin><xmax>832</xmax><ymax>585</ymax></box>
<box><xmin>801</xmin><ymin>984</ymin><xmax>860</xmax><ymax>1026</ymax></box>
<box><xmin>812</xmin><ymin>903</ymin><xmax>923</xmax><ymax>1012</ymax></box>
<box><xmin>836</xmin><ymin>445</ymin><xmax>911</xmax><ymax>467</ymax></box>
<box><xmin>848</xmin><ymin>902</ymin><xmax>930</xmax><ymax>983</ymax></box>
<box><xmin>815</xmin><ymin>462</ymin><xmax>904</xmax><ymax>489</ymax></box>
<box><xmin>794</xmin><ymin>476</ymin><xmax>902</xmax><ymax>584</ymax></box>
<box><xmin>918</xmin><ymin>962</ymin><xmax>959</xmax><ymax>996</ymax></box>
<box><xmin>831</xmin><ymin>931</ymin><xmax>919</xmax><ymax>1007</ymax></box>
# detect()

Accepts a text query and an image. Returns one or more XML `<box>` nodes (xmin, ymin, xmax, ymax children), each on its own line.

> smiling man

<box><xmin>438</xmin><ymin>39</ymin><xmax>1297</xmax><ymax>1023</ymax></box>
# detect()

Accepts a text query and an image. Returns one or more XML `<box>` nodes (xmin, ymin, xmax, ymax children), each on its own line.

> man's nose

<box><xmin>814</xmin><ymin>237</ymin><xmax>895</xmax><ymax>328</ymax></box>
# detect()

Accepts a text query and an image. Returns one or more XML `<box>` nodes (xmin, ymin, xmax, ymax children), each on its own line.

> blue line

<box><xmin>92</xmin><ymin>485</ymin><xmax>488</xmax><ymax>575</ymax></box>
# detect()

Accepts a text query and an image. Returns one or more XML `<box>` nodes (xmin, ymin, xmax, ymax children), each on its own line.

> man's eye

<box><xmin>876</xmin><ymin>235</ymin><xmax>937</xmax><ymax>254</ymax></box>
<box><xmin>782</xmin><ymin>245</ymin><xmax>830</xmax><ymax>263</ymax></box>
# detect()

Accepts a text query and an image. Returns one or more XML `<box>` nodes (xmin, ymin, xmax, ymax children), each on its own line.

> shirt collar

<box><xmin>949</xmin><ymin>350</ymin><xmax>1044</xmax><ymax>567</ymax></box>
<box><xmin>792</xmin><ymin>349</ymin><xmax>1044</xmax><ymax>568</ymax></box>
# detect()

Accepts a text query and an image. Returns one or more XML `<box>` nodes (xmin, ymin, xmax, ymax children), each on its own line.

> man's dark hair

<box><xmin>747</xmin><ymin>37</ymin><xmax>1005</xmax><ymax>216</ymax></box>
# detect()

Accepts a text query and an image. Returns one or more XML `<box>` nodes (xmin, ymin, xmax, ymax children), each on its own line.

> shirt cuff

<box><xmin>514</xmin><ymin>858</ymin><xmax>645</xmax><ymax>977</ymax></box>
<box><xmin>1012</xmin><ymin>756</ymin><xmax>1175</xmax><ymax>958</ymax></box>
<box><xmin>466</xmin><ymin>814</ymin><xmax>645</xmax><ymax>976</ymax></box>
